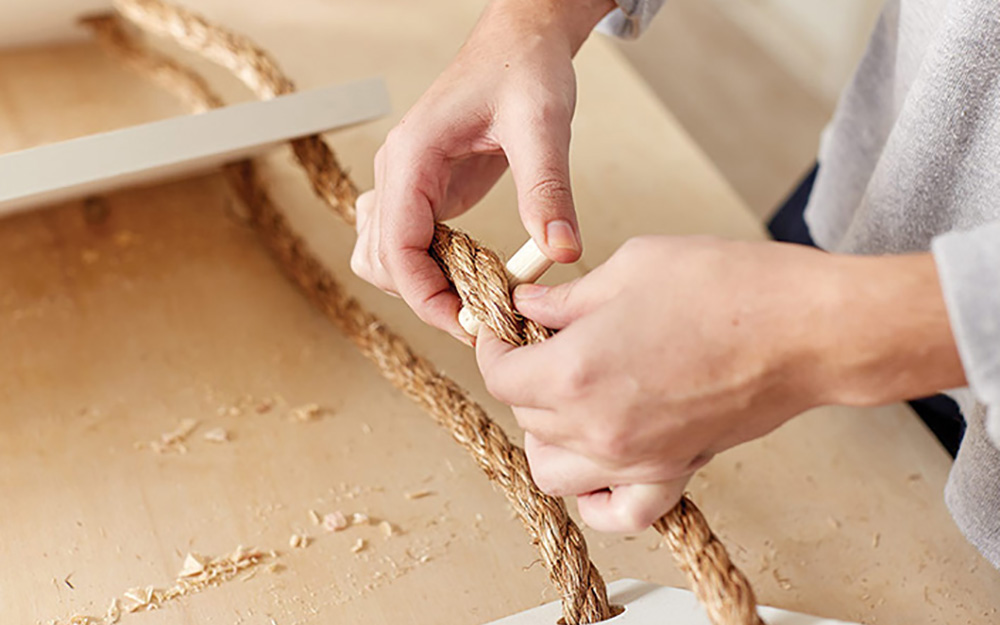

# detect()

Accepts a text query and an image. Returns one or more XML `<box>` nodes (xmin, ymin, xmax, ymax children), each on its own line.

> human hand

<box><xmin>351</xmin><ymin>0</ymin><xmax>616</xmax><ymax>340</ymax></box>
<box><xmin>476</xmin><ymin>236</ymin><xmax>965</xmax><ymax>531</ymax></box>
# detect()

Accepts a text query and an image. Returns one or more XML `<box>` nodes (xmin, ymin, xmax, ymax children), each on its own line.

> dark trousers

<box><xmin>768</xmin><ymin>165</ymin><xmax>966</xmax><ymax>457</ymax></box>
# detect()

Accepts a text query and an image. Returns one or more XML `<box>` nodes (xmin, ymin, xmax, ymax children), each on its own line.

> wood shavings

<box><xmin>218</xmin><ymin>404</ymin><xmax>243</xmax><ymax>417</ymax></box>
<box><xmin>351</xmin><ymin>538</ymin><xmax>367</xmax><ymax>554</ymax></box>
<box><xmin>379</xmin><ymin>521</ymin><xmax>396</xmax><ymax>538</ymax></box>
<box><xmin>178</xmin><ymin>553</ymin><xmax>208</xmax><ymax>577</ymax></box>
<box><xmin>404</xmin><ymin>490</ymin><xmax>434</xmax><ymax>500</ymax></box>
<box><xmin>872</xmin><ymin>532</ymin><xmax>881</xmax><ymax>549</ymax></box>
<box><xmin>351</xmin><ymin>512</ymin><xmax>370</xmax><ymax>526</ymax></box>
<box><xmin>322</xmin><ymin>511</ymin><xmax>348</xmax><ymax>532</ymax></box>
<box><xmin>289</xmin><ymin>534</ymin><xmax>309</xmax><ymax>549</ymax></box>
<box><xmin>287</xmin><ymin>403</ymin><xmax>329</xmax><ymax>422</ymax></box>
<box><xmin>54</xmin><ymin>546</ymin><xmax>271</xmax><ymax>624</ymax></box>
<box><xmin>203</xmin><ymin>427</ymin><xmax>230</xmax><ymax>443</ymax></box>
<box><xmin>138</xmin><ymin>418</ymin><xmax>200</xmax><ymax>454</ymax></box>
<box><xmin>771</xmin><ymin>568</ymin><xmax>793</xmax><ymax>591</ymax></box>
<box><xmin>105</xmin><ymin>599</ymin><xmax>121</xmax><ymax>625</ymax></box>
<box><xmin>308</xmin><ymin>509</ymin><xmax>323</xmax><ymax>525</ymax></box>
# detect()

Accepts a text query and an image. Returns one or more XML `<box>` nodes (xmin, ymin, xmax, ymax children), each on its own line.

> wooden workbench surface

<box><xmin>0</xmin><ymin>1</ymin><xmax>996</xmax><ymax>624</ymax></box>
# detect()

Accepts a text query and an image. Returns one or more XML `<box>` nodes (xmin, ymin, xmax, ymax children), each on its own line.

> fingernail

<box><xmin>545</xmin><ymin>219</ymin><xmax>580</xmax><ymax>252</ymax></box>
<box><xmin>514</xmin><ymin>284</ymin><xmax>549</xmax><ymax>300</ymax></box>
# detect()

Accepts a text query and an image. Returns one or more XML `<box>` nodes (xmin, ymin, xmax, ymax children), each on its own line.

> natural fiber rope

<box><xmin>94</xmin><ymin>3</ymin><xmax>765</xmax><ymax>623</ymax></box>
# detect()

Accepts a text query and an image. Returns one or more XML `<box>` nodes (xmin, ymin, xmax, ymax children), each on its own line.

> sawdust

<box><xmin>321</xmin><ymin>511</ymin><xmax>348</xmax><ymax>532</ymax></box>
<box><xmin>379</xmin><ymin>521</ymin><xmax>396</xmax><ymax>538</ymax></box>
<box><xmin>404</xmin><ymin>490</ymin><xmax>434</xmax><ymax>500</ymax></box>
<box><xmin>135</xmin><ymin>418</ymin><xmax>199</xmax><ymax>454</ymax></box>
<box><xmin>203</xmin><ymin>427</ymin><xmax>230</xmax><ymax>443</ymax></box>
<box><xmin>52</xmin><ymin>546</ymin><xmax>272</xmax><ymax>624</ymax></box>
<box><xmin>350</xmin><ymin>513</ymin><xmax>370</xmax><ymax>526</ymax></box>
<box><xmin>287</xmin><ymin>403</ymin><xmax>329</xmax><ymax>423</ymax></box>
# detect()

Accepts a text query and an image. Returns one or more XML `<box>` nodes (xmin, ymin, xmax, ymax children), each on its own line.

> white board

<box><xmin>1</xmin><ymin>1</ymin><xmax>113</xmax><ymax>49</ymax></box>
<box><xmin>486</xmin><ymin>579</ymin><xmax>861</xmax><ymax>625</ymax></box>
<box><xmin>0</xmin><ymin>78</ymin><xmax>389</xmax><ymax>216</ymax></box>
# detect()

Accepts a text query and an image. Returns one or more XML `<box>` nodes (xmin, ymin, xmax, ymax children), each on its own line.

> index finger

<box><xmin>475</xmin><ymin>328</ymin><xmax>558</xmax><ymax>408</ymax></box>
<box><xmin>376</xmin><ymin>141</ymin><xmax>465</xmax><ymax>338</ymax></box>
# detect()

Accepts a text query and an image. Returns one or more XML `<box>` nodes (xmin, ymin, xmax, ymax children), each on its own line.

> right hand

<box><xmin>351</xmin><ymin>0</ymin><xmax>616</xmax><ymax>340</ymax></box>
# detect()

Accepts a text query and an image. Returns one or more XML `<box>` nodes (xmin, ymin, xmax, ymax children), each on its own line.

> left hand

<box><xmin>476</xmin><ymin>235</ymin><xmax>963</xmax><ymax>532</ymax></box>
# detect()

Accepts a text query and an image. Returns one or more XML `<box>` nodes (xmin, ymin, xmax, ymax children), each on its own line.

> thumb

<box><xmin>503</xmin><ymin>119</ymin><xmax>581</xmax><ymax>264</ymax></box>
<box><xmin>513</xmin><ymin>276</ymin><xmax>597</xmax><ymax>330</ymax></box>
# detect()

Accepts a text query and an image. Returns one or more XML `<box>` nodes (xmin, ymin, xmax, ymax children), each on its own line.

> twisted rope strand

<box><xmin>100</xmin><ymin>2</ymin><xmax>766</xmax><ymax>622</ymax></box>
<box><xmin>86</xmin><ymin>13</ymin><xmax>611</xmax><ymax>625</ymax></box>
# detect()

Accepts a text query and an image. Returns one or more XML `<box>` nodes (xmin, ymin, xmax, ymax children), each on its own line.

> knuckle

<box><xmin>526</xmin><ymin>175</ymin><xmax>573</xmax><ymax>207</ymax></box>
<box><xmin>618</xmin><ymin>235</ymin><xmax>657</xmax><ymax>257</ymax></box>
<box><xmin>349</xmin><ymin>247</ymin><xmax>368</xmax><ymax>279</ymax></box>
<box><xmin>616</xmin><ymin>507</ymin><xmax>655</xmax><ymax>534</ymax></box>
<box><xmin>375</xmin><ymin>245</ymin><xmax>392</xmax><ymax>272</ymax></box>
<box><xmin>555</xmin><ymin>354</ymin><xmax>592</xmax><ymax>401</ymax></box>
<box><xmin>593</xmin><ymin>425</ymin><xmax>631</xmax><ymax>463</ymax></box>
<box><xmin>482</xmin><ymin>371</ymin><xmax>510</xmax><ymax>403</ymax></box>
<box><xmin>529</xmin><ymin>464</ymin><xmax>566</xmax><ymax>497</ymax></box>
<box><xmin>525</xmin><ymin>96</ymin><xmax>572</xmax><ymax>127</ymax></box>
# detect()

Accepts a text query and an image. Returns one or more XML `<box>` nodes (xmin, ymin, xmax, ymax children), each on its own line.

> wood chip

<box><xmin>178</xmin><ymin>553</ymin><xmax>208</xmax><ymax>578</ymax></box>
<box><xmin>351</xmin><ymin>512</ymin><xmax>370</xmax><ymax>526</ymax></box>
<box><xmin>308</xmin><ymin>509</ymin><xmax>323</xmax><ymax>526</ymax></box>
<box><xmin>142</xmin><ymin>418</ymin><xmax>201</xmax><ymax>454</ymax></box>
<box><xmin>404</xmin><ymin>490</ymin><xmax>434</xmax><ymax>500</ymax></box>
<box><xmin>287</xmin><ymin>403</ymin><xmax>327</xmax><ymax>422</ymax></box>
<box><xmin>105</xmin><ymin>598</ymin><xmax>121</xmax><ymax>625</ymax></box>
<box><xmin>351</xmin><ymin>539</ymin><xmax>367</xmax><ymax>554</ymax></box>
<box><xmin>322</xmin><ymin>511</ymin><xmax>348</xmax><ymax>532</ymax></box>
<box><xmin>217</xmin><ymin>405</ymin><xmax>242</xmax><ymax>417</ymax></box>
<box><xmin>56</xmin><ymin>546</ymin><xmax>270</xmax><ymax>624</ymax></box>
<box><xmin>289</xmin><ymin>534</ymin><xmax>309</xmax><ymax>549</ymax></box>
<box><xmin>203</xmin><ymin>427</ymin><xmax>230</xmax><ymax>443</ymax></box>
<box><xmin>379</xmin><ymin>521</ymin><xmax>396</xmax><ymax>538</ymax></box>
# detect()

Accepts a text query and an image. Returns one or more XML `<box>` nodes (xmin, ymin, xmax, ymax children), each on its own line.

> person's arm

<box><xmin>475</xmin><ymin>236</ymin><xmax>966</xmax><ymax>532</ymax></box>
<box><xmin>351</xmin><ymin>0</ymin><xmax>615</xmax><ymax>342</ymax></box>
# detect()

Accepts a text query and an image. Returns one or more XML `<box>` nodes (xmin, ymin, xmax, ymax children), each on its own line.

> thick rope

<box><xmin>84</xmin><ymin>14</ymin><xmax>610</xmax><ymax>625</ymax></box>
<box><xmin>97</xmin><ymin>3</ymin><xmax>765</xmax><ymax>623</ymax></box>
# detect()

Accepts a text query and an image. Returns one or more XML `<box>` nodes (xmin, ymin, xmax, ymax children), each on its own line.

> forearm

<box><xmin>477</xmin><ymin>0</ymin><xmax>617</xmax><ymax>55</ymax></box>
<box><xmin>814</xmin><ymin>253</ymin><xmax>966</xmax><ymax>406</ymax></box>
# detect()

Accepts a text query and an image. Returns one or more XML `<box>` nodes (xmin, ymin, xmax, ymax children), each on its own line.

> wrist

<box><xmin>813</xmin><ymin>253</ymin><xmax>966</xmax><ymax>406</ymax></box>
<box><xmin>485</xmin><ymin>0</ymin><xmax>617</xmax><ymax>54</ymax></box>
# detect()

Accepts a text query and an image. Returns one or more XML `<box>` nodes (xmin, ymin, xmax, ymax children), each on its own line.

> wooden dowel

<box><xmin>459</xmin><ymin>238</ymin><xmax>553</xmax><ymax>336</ymax></box>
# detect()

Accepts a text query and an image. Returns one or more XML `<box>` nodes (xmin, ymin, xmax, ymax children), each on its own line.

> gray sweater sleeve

<box><xmin>932</xmin><ymin>222</ymin><xmax>1000</xmax><ymax>447</ymax></box>
<box><xmin>597</xmin><ymin>0</ymin><xmax>666</xmax><ymax>39</ymax></box>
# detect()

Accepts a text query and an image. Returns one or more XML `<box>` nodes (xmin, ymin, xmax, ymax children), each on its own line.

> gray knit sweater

<box><xmin>602</xmin><ymin>0</ymin><xmax>1000</xmax><ymax>569</ymax></box>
